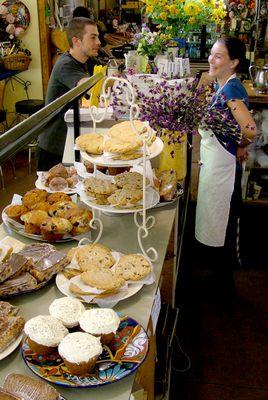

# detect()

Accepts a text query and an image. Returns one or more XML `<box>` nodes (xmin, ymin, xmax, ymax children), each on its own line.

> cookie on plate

<box><xmin>75</xmin><ymin>243</ymin><xmax>115</xmax><ymax>271</ymax></box>
<box><xmin>107</xmin><ymin>188</ymin><xmax>142</xmax><ymax>207</ymax></box>
<box><xmin>76</xmin><ymin>133</ymin><xmax>104</xmax><ymax>155</ymax></box>
<box><xmin>104</xmin><ymin>137</ymin><xmax>143</xmax><ymax>154</ymax></box>
<box><xmin>115</xmin><ymin>254</ymin><xmax>152</xmax><ymax>281</ymax></box>
<box><xmin>112</xmin><ymin>150</ymin><xmax>143</xmax><ymax>161</ymax></box>
<box><xmin>83</xmin><ymin>177</ymin><xmax>116</xmax><ymax>196</ymax></box>
<box><xmin>81</xmin><ymin>268</ymin><xmax>125</xmax><ymax>293</ymax></box>
<box><xmin>114</xmin><ymin>171</ymin><xmax>149</xmax><ymax>189</ymax></box>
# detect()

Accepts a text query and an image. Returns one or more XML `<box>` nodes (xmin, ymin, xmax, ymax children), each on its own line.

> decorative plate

<box><xmin>2</xmin><ymin>1</ymin><xmax>31</xmax><ymax>31</ymax></box>
<box><xmin>80</xmin><ymin>137</ymin><xmax>164</xmax><ymax>167</ymax></box>
<box><xmin>0</xmin><ymin>333</ymin><xmax>23</xmax><ymax>361</ymax></box>
<box><xmin>78</xmin><ymin>186</ymin><xmax>160</xmax><ymax>214</ymax></box>
<box><xmin>22</xmin><ymin>315</ymin><xmax>149</xmax><ymax>388</ymax></box>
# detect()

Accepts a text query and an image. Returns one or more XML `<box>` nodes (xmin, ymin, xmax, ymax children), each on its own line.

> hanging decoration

<box><xmin>0</xmin><ymin>0</ymin><xmax>30</xmax><ymax>40</ymax></box>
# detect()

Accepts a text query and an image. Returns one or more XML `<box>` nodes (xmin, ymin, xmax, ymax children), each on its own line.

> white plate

<box><xmin>56</xmin><ymin>273</ymin><xmax>143</xmax><ymax>307</ymax></box>
<box><xmin>0</xmin><ymin>333</ymin><xmax>23</xmax><ymax>361</ymax></box>
<box><xmin>2</xmin><ymin>210</ymin><xmax>78</xmax><ymax>243</ymax></box>
<box><xmin>35</xmin><ymin>172</ymin><xmax>78</xmax><ymax>195</ymax></box>
<box><xmin>80</xmin><ymin>137</ymin><xmax>164</xmax><ymax>167</ymax></box>
<box><xmin>78</xmin><ymin>186</ymin><xmax>160</xmax><ymax>214</ymax></box>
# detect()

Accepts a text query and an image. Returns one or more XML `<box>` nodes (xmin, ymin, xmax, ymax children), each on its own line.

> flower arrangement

<box><xmin>132</xmin><ymin>26</ymin><xmax>171</xmax><ymax>57</ymax></box>
<box><xmin>141</xmin><ymin>0</ymin><xmax>227</xmax><ymax>38</ymax></box>
<box><xmin>0</xmin><ymin>4</ymin><xmax>27</xmax><ymax>41</ymax></box>
<box><xmin>226</xmin><ymin>0</ymin><xmax>255</xmax><ymax>33</ymax></box>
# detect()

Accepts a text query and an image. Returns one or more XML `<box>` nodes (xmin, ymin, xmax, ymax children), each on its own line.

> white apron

<box><xmin>195</xmin><ymin>128</ymin><xmax>236</xmax><ymax>247</ymax></box>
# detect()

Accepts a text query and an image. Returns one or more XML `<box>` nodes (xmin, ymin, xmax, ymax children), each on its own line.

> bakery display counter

<box><xmin>0</xmin><ymin>203</ymin><xmax>177</xmax><ymax>400</ymax></box>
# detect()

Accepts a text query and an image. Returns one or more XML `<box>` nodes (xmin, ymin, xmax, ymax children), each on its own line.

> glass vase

<box><xmin>158</xmin><ymin>130</ymin><xmax>187</xmax><ymax>181</ymax></box>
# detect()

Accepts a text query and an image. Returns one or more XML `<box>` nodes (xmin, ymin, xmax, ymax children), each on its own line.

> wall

<box><xmin>1</xmin><ymin>0</ymin><xmax>43</xmax><ymax>121</ymax></box>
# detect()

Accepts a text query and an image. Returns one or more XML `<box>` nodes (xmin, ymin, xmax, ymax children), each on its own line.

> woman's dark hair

<box><xmin>217</xmin><ymin>37</ymin><xmax>247</xmax><ymax>71</ymax></box>
<box><xmin>72</xmin><ymin>6</ymin><xmax>92</xmax><ymax>19</ymax></box>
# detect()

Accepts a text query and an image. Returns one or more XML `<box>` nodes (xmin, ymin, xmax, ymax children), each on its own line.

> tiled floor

<box><xmin>169</xmin><ymin>202</ymin><xmax>268</xmax><ymax>400</ymax></box>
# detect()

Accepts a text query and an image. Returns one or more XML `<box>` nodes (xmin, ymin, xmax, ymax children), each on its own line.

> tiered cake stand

<box><xmin>78</xmin><ymin>77</ymin><xmax>164</xmax><ymax>262</ymax></box>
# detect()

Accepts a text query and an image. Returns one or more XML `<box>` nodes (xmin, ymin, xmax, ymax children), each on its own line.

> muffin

<box><xmin>24</xmin><ymin>315</ymin><xmax>68</xmax><ymax>355</ymax></box>
<box><xmin>47</xmin><ymin>192</ymin><xmax>72</xmax><ymax>205</ymax></box>
<box><xmin>49</xmin><ymin>177</ymin><xmax>68</xmax><ymax>192</ymax></box>
<box><xmin>79</xmin><ymin>308</ymin><xmax>120</xmax><ymax>345</ymax></box>
<box><xmin>49</xmin><ymin>163</ymin><xmax>68</xmax><ymax>179</ymax></box>
<box><xmin>58</xmin><ymin>332</ymin><xmax>102</xmax><ymax>375</ymax></box>
<box><xmin>65</xmin><ymin>208</ymin><xmax>93</xmax><ymax>236</ymax></box>
<box><xmin>22</xmin><ymin>189</ymin><xmax>48</xmax><ymax>209</ymax></box>
<box><xmin>30</xmin><ymin>201</ymin><xmax>50</xmax><ymax>213</ymax></box>
<box><xmin>49</xmin><ymin>297</ymin><xmax>85</xmax><ymax>328</ymax></box>
<box><xmin>48</xmin><ymin>201</ymin><xmax>78</xmax><ymax>218</ymax></box>
<box><xmin>20</xmin><ymin>210</ymin><xmax>49</xmax><ymax>235</ymax></box>
<box><xmin>66</xmin><ymin>175</ymin><xmax>79</xmax><ymax>188</ymax></box>
<box><xmin>5</xmin><ymin>204</ymin><xmax>28</xmax><ymax>223</ymax></box>
<box><xmin>40</xmin><ymin>217</ymin><xmax>72</xmax><ymax>241</ymax></box>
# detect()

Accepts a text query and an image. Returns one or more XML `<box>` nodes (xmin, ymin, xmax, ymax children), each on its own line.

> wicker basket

<box><xmin>3</xmin><ymin>53</ymin><xmax>31</xmax><ymax>71</ymax></box>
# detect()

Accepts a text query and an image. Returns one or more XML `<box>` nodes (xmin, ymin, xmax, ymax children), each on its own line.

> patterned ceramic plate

<box><xmin>21</xmin><ymin>315</ymin><xmax>149</xmax><ymax>388</ymax></box>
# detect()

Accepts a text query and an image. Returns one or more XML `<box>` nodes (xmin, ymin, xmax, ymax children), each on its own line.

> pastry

<box><xmin>48</xmin><ymin>163</ymin><xmax>68</xmax><ymax>179</ymax></box>
<box><xmin>24</xmin><ymin>315</ymin><xmax>68</xmax><ymax>355</ymax></box>
<box><xmin>158</xmin><ymin>169</ymin><xmax>178</xmax><ymax>201</ymax></box>
<box><xmin>20</xmin><ymin>210</ymin><xmax>49</xmax><ymax>235</ymax></box>
<box><xmin>49</xmin><ymin>297</ymin><xmax>85</xmax><ymax>328</ymax></box>
<box><xmin>83</xmin><ymin>177</ymin><xmax>116</xmax><ymax>195</ymax></box>
<box><xmin>22</xmin><ymin>189</ymin><xmax>48</xmax><ymax>209</ymax></box>
<box><xmin>29</xmin><ymin>201</ymin><xmax>50</xmax><ymax>213</ymax></box>
<box><xmin>58</xmin><ymin>332</ymin><xmax>102</xmax><ymax>375</ymax></box>
<box><xmin>1</xmin><ymin>253</ymin><xmax>30</xmax><ymax>281</ymax></box>
<box><xmin>76</xmin><ymin>133</ymin><xmax>104</xmax><ymax>155</ymax></box>
<box><xmin>0</xmin><ymin>315</ymin><xmax>25</xmax><ymax>352</ymax></box>
<box><xmin>111</xmin><ymin>150</ymin><xmax>143</xmax><ymax>161</ymax></box>
<box><xmin>75</xmin><ymin>243</ymin><xmax>115</xmax><ymax>271</ymax></box>
<box><xmin>0</xmin><ymin>301</ymin><xmax>19</xmax><ymax>317</ymax></box>
<box><xmin>115</xmin><ymin>254</ymin><xmax>152</xmax><ymax>281</ymax></box>
<box><xmin>104</xmin><ymin>136</ymin><xmax>143</xmax><ymax>154</ymax></box>
<box><xmin>3</xmin><ymin>373</ymin><xmax>60</xmax><ymax>400</ymax></box>
<box><xmin>40</xmin><ymin>217</ymin><xmax>73</xmax><ymax>241</ymax></box>
<box><xmin>0</xmin><ymin>243</ymin><xmax>13</xmax><ymax>263</ymax></box>
<box><xmin>107</xmin><ymin>188</ymin><xmax>142</xmax><ymax>207</ymax></box>
<box><xmin>0</xmin><ymin>273</ymin><xmax>38</xmax><ymax>297</ymax></box>
<box><xmin>65</xmin><ymin>208</ymin><xmax>92</xmax><ymax>236</ymax></box>
<box><xmin>0</xmin><ymin>262</ymin><xmax>13</xmax><ymax>284</ymax></box>
<box><xmin>4</xmin><ymin>205</ymin><xmax>28</xmax><ymax>223</ymax></box>
<box><xmin>86</xmin><ymin>192</ymin><xmax>110</xmax><ymax>205</ymax></box>
<box><xmin>47</xmin><ymin>192</ymin><xmax>71</xmax><ymax>205</ymax></box>
<box><xmin>48</xmin><ymin>201</ymin><xmax>78</xmax><ymax>218</ymax></box>
<box><xmin>108</xmin><ymin>120</ymin><xmax>156</xmax><ymax>145</ymax></box>
<box><xmin>66</xmin><ymin>174</ymin><xmax>78</xmax><ymax>188</ymax></box>
<box><xmin>114</xmin><ymin>171</ymin><xmax>149</xmax><ymax>189</ymax></box>
<box><xmin>49</xmin><ymin>177</ymin><xmax>68</xmax><ymax>192</ymax></box>
<box><xmin>79</xmin><ymin>308</ymin><xmax>120</xmax><ymax>345</ymax></box>
<box><xmin>81</xmin><ymin>268</ymin><xmax>125</xmax><ymax>293</ymax></box>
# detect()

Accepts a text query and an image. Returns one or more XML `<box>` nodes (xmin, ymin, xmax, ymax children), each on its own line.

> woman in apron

<box><xmin>195</xmin><ymin>37</ymin><xmax>257</xmax><ymax>306</ymax></box>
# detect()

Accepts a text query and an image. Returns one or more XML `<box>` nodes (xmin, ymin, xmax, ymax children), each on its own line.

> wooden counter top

<box><xmin>243</xmin><ymin>80</ymin><xmax>268</xmax><ymax>104</ymax></box>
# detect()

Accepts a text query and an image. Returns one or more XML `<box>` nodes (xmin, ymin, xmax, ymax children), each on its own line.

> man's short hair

<box><xmin>66</xmin><ymin>17</ymin><xmax>97</xmax><ymax>47</ymax></box>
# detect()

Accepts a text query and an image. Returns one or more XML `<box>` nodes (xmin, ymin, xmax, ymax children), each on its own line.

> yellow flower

<box><xmin>189</xmin><ymin>16</ymin><xmax>196</xmax><ymax>24</ymax></box>
<box><xmin>169</xmin><ymin>4</ymin><xmax>177</xmax><ymax>13</ymax></box>
<box><xmin>184</xmin><ymin>2</ymin><xmax>201</xmax><ymax>15</ymax></box>
<box><xmin>159</xmin><ymin>11</ymin><xmax>168</xmax><ymax>20</ymax></box>
<box><xmin>200</xmin><ymin>0</ymin><xmax>214</xmax><ymax>6</ymax></box>
<box><xmin>146</xmin><ymin>5</ymin><xmax>154</xmax><ymax>13</ymax></box>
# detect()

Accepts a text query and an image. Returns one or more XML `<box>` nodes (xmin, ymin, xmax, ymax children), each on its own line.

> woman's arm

<box><xmin>227</xmin><ymin>99</ymin><xmax>257</xmax><ymax>140</ymax></box>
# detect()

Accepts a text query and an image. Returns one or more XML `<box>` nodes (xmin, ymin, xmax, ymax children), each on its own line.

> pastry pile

<box><xmin>155</xmin><ymin>169</ymin><xmax>178</xmax><ymax>202</ymax></box>
<box><xmin>0</xmin><ymin>301</ymin><xmax>24</xmax><ymax>353</ymax></box>
<box><xmin>0</xmin><ymin>242</ymin><xmax>68</xmax><ymax>296</ymax></box>
<box><xmin>41</xmin><ymin>163</ymin><xmax>78</xmax><ymax>192</ymax></box>
<box><xmin>76</xmin><ymin>120</ymin><xmax>156</xmax><ymax>161</ymax></box>
<box><xmin>4</xmin><ymin>189</ymin><xmax>92</xmax><ymax>240</ymax></box>
<box><xmin>61</xmin><ymin>243</ymin><xmax>152</xmax><ymax>300</ymax></box>
<box><xmin>83</xmin><ymin>171</ymin><xmax>149</xmax><ymax>207</ymax></box>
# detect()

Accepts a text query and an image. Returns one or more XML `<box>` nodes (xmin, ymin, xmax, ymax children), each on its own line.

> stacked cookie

<box><xmin>83</xmin><ymin>171</ymin><xmax>149</xmax><ymax>207</ymax></box>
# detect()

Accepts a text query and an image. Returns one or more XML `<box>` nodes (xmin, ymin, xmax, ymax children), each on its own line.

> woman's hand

<box><xmin>237</xmin><ymin>146</ymin><xmax>248</xmax><ymax>162</ymax></box>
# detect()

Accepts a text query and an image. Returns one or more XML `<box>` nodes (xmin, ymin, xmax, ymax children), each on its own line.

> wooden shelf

<box><xmin>243</xmin><ymin>198</ymin><xmax>268</xmax><ymax>205</ymax></box>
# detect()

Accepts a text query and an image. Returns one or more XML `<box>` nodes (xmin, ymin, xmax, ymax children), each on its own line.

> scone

<box><xmin>83</xmin><ymin>177</ymin><xmax>116</xmax><ymax>196</ymax></box>
<box><xmin>49</xmin><ymin>297</ymin><xmax>85</xmax><ymax>328</ymax></box>
<box><xmin>76</xmin><ymin>133</ymin><xmax>104</xmax><ymax>155</ymax></box>
<box><xmin>58</xmin><ymin>332</ymin><xmax>102</xmax><ymax>375</ymax></box>
<box><xmin>75</xmin><ymin>243</ymin><xmax>115</xmax><ymax>271</ymax></box>
<box><xmin>65</xmin><ymin>208</ymin><xmax>93</xmax><ymax>236</ymax></box>
<box><xmin>115</xmin><ymin>254</ymin><xmax>152</xmax><ymax>281</ymax></box>
<box><xmin>104</xmin><ymin>137</ymin><xmax>143</xmax><ymax>154</ymax></box>
<box><xmin>5</xmin><ymin>205</ymin><xmax>28</xmax><ymax>223</ymax></box>
<box><xmin>112</xmin><ymin>150</ymin><xmax>143</xmax><ymax>161</ymax></box>
<box><xmin>24</xmin><ymin>315</ymin><xmax>68</xmax><ymax>355</ymax></box>
<box><xmin>22</xmin><ymin>189</ymin><xmax>48</xmax><ymax>209</ymax></box>
<box><xmin>47</xmin><ymin>192</ymin><xmax>72</xmax><ymax>205</ymax></box>
<box><xmin>107</xmin><ymin>188</ymin><xmax>143</xmax><ymax>207</ymax></box>
<box><xmin>79</xmin><ymin>308</ymin><xmax>120</xmax><ymax>345</ymax></box>
<box><xmin>114</xmin><ymin>171</ymin><xmax>149</xmax><ymax>189</ymax></box>
<box><xmin>48</xmin><ymin>201</ymin><xmax>78</xmax><ymax>218</ymax></box>
<box><xmin>40</xmin><ymin>217</ymin><xmax>73</xmax><ymax>241</ymax></box>
<box><xmin>20</xmin><ymin>210</ymin><xmax>49</xmax><ymax>235</ymax></box>
<box><xmin>81</xmin><ymin>268</ymin><xmax>125</xmax><ymax>294</ymax></box>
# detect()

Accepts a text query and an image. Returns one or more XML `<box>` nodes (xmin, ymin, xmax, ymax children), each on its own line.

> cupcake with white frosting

<box><xmin>58</xmin><ymin>332</ymin><xmax>102</xmax><ymax>375</ymax></box>
<box><xmin>49</xmin><ymin>297</ymin><xmax>85</xmax><ymax>328</ymax></box>
<box><xmin>24</xmin><ymin>315</ymin><xmax>68</xmax><ymax>355</ymax></box>
<box><xmin>78</xmin><ymin>308</ymin><xmax>120</xmax><ymax>345</ymax></box>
